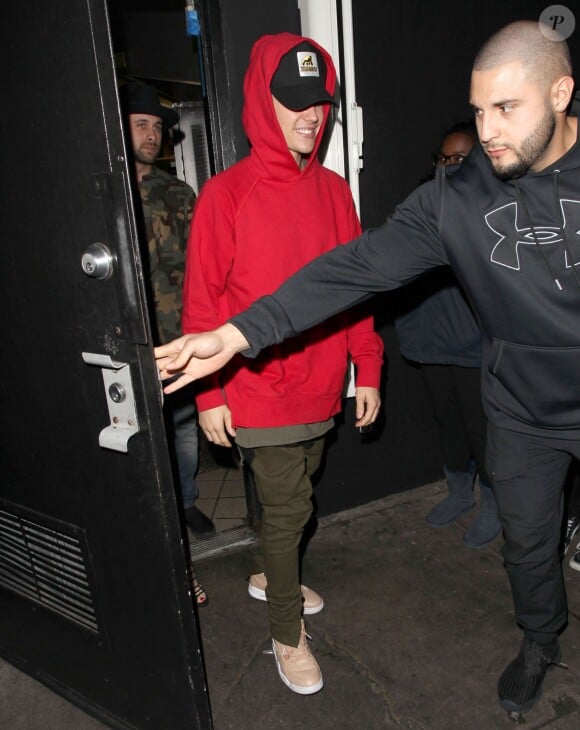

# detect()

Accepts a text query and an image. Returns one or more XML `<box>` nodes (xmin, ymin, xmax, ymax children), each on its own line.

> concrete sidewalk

<box><xmin>197</xmin><ymin>482</ymin><xmax>580</xmax><ymax>729</ymax></box>
<box><xmin>2</xmin><ymin>480</ymin><xmax>580</xmax><ymax>728</ymax></box>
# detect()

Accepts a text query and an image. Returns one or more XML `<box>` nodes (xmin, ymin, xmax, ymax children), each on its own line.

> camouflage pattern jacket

<box><xmin>138</xmin><ymin>166</ymin><xmax>195</xmax><ymax>344</ymax></box>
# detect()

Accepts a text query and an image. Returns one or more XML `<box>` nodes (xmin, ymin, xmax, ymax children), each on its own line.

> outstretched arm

<box><xmin>155</xmin><ymin>181</ymin><xmax>445</xmax><ymax>392</ymax></box>
<box><xmin>231</xmin><ymin>185</ymin><xmax>446</xmax><ymax>357</ymax></box>
<box><xmin>154</xmin><ymin>323</ymin><xmax>249</xmax><ymax>393</ymax></box>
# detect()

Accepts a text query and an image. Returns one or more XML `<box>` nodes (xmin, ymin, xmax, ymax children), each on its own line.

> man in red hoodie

<box><xmin>182</xmin><ymin>33</ymin><xmax>383</xmax><ymax>694</ymax></box>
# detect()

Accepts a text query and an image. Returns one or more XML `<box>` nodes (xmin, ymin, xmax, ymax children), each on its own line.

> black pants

<box><xmin>421</xmin><ymin>364</ymin><xmax>489</xmax><ymax>482</ymax></box>
<box><xmin>487</xmin><ymin>423</ymin><xmax>580</xmax><ymax>641</ymax></box>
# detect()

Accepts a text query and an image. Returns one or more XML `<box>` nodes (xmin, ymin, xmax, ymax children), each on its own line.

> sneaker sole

<box><xmin>499</xmin><ymin>696</ymin><xmax>538</xmax><ymax>714</ymax></box>
<box><xmin>570</xmin><ymin>555</ymin><xmax>580</xmax><ymax>571</ymax></box>
<box><xmin>248</xmin><ymin>584</ymin><xmax>324</xmax><ymax>615</ymax></box>
<box><xmin>272</xmin><ymin>640</ymin><xmax>324</xmax><ymax>695</ymax></box>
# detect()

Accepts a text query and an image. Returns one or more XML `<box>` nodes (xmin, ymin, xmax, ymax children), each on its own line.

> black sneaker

<box><xmin>498</xmin><ymin>637</ymin><xmax>566</xmax><ymax>714</ymax></box>
<box><xmin>184</xmin><ymin>505</ymin><xmax>216</xmax><ymax>539</ymax></box>
<box><xmin>564</xmin><ymin>515</ymin><xmax>580</xmax><ymax>555</ymax></box>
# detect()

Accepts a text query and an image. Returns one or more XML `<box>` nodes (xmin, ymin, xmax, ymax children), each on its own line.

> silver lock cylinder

<box><xmin>81</xmin><ymin>243</ymin><xmax>114</xmax><ymax>280</ymax></box>
<box><xmin>108</xmin><ymin>383</ymin><xmax>126</xmax><ymax>403</ymax></box>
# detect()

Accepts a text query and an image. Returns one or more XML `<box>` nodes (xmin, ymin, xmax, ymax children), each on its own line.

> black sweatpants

<box><xmin>487</xmin><ymin>423</ymin><xmax>580</xmax><ymax>642</ymax></box>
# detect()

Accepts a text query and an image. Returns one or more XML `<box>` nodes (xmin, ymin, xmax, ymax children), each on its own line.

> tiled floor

<box><xmin>195</xmin><ymin>464</ymin><xmax>248</xmax><ymax>533</ymax></box>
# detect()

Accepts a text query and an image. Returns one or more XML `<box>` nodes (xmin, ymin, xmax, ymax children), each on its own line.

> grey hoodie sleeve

<box><xmin>232</xmin><ymin>179</ymin><xmax>448</xmax><ymax>357</ymax></box>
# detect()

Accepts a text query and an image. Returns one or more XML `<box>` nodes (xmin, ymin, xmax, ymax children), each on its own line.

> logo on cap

<box><xmin>297</xmin><ymin>51</ymin><xmax>320</xmax><ymax>78</ymax></box>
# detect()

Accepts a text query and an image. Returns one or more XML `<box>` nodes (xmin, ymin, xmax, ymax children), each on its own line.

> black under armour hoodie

<box><xmin>232</xmin><ymin>105</ymin><xmax>580</xmax><ymax>439</ymax></box>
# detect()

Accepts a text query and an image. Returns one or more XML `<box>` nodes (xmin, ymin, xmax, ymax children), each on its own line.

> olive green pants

<box><xmin>239</xmin><ymin>438</ymin><xmax>325</xmax><ymax>646</ymax></box>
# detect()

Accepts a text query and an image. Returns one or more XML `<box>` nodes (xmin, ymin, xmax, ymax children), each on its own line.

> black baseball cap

<box><xmin>270</xmin><ymin>41</ymin><xmax>337</xmax><ymax>111</ymax></box>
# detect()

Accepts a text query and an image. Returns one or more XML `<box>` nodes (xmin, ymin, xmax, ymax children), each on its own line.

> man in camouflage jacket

<box><xmin>124</xmin><ymin>81</ymin><xmax>215</xmax><ymax>540</ymax></box>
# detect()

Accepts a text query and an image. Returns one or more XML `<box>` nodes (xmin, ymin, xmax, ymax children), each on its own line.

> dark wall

<box><xmin>353</xmin><ymin>0</ymin><xmax>579</xmax><ymax>229</ymax></box>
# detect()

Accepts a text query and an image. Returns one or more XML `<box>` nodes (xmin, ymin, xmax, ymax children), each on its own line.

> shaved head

<box><xmin>473</xmin><ymin>20</ymin><xmax>572</xmax><ymax>89</ymax></box>
<box><xmin>470</xmin><ymin>20</ymin><xmax>576</xmax><ymax>179</ymax></box>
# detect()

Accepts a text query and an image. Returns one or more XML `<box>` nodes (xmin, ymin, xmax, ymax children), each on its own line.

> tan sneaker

<box><xmin>248</xmin><ymin>573</ymin><xmax>324</xmax><ymax>615</ymax></box>
<box><xmin>272</xmin><ymin>621</ymin><xmax>323</xmax><ymax>695</ymax></box>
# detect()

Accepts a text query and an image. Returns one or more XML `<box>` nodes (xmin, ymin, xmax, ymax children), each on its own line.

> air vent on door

<box><xmin>0</xmin><ymin>501</ymin><xmax>100</xmax><ymax>634</ymax></box>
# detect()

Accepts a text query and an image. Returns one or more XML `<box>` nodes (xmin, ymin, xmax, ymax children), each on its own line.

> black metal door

<box><xmin>0</xmin><ymin>1</ymin><xmax>211</xmax><ymax>728</ymax></box>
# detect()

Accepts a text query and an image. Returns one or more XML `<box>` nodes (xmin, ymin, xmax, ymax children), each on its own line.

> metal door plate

<box><xmin>81</xmin><ymin>353</ymin><xmax>140</xmax><ymax>452</ymax></box>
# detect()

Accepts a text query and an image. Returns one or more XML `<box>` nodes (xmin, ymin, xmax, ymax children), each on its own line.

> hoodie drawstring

<box><xmin>513</xmin><ymin>175</ymin><xmax>580</xmax><ymax>292</ymax></box>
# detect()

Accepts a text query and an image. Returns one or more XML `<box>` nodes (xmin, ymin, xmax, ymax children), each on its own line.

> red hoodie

<box><xmin>182</xmin><ymin>32</ymin><xmax>383</xmax><ymax>428</ymax></box>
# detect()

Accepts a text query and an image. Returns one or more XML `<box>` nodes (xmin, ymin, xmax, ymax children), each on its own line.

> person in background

<box><xmin>154</xmin><ymin>21</ymin><xmax>580</xmax><ymax>718</ymax></box>
<box><xmin>122</xmin><ymin>81</ymin><xmax>214</xmax><ymax>606</ymax></box>
<box><xmin>181</xmin><ymin>34</ymin><xmax>383</xmax><ymax>693</ymax></box>
<box><xmin>394</xmin><ymin>120</ymin><xmax>501</xmax><ymax>548</ymax></box>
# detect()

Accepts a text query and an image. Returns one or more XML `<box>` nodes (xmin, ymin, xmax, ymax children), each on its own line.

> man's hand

<box><xmin>154</xmin><ymin>323</ymin><xmax>249</xmax><ymax>394</ymax></box>
<box><xmin>354</xmin><ymin>386</ymin><xmax>381</xmax><ymax>428</ymax></box>
<box><xmin>199</xmin><ymin>405</ymin><xmax>236</xmax><ymax>447</ymax></box>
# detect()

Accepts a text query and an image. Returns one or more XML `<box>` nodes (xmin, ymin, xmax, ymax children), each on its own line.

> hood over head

<box><xmin>242</xmin><ymin>33</ymin><xmax>338</xmax><ymax>180</ymax></box>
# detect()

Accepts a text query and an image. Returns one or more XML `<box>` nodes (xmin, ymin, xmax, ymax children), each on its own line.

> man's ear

<box><xmin>551</xmin><ymin>75</ymin><xmax>575</xmax><ymax>112</ymax></box>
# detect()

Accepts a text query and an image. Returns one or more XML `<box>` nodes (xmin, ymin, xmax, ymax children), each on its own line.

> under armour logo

<box><xmin>485</xmin><ymin>199</ymin><xmax>580</xmax><ymax>270</ymax></box>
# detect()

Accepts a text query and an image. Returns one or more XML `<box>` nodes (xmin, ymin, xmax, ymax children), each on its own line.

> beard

<box><xmin>491</xmin><ymin>106</ymin><xmax>556</xmax><ymax>181</ymax></box>
<box><xmin>133</xmin><ymin>144</ymin><xmax>160</xmax><ymax>165</ymax></box>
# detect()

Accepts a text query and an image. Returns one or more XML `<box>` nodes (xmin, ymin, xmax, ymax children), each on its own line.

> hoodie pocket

<box><xmin>486</xmin><ymin>340</ymin><xmax>580</xmax><ymax>430</ymax></box>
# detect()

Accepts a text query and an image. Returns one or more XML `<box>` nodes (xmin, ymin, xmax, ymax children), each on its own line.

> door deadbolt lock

<box><xmin>81</xmin><ymin>243</ymin><xmax>114</xmax><ymax>280</ymax></box>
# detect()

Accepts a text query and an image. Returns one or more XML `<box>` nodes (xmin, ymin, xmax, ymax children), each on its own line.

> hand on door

<box><xmin>154</xmin><ymin>323</ymin><xmax>250</xmax><ymax>393</ymax></box>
